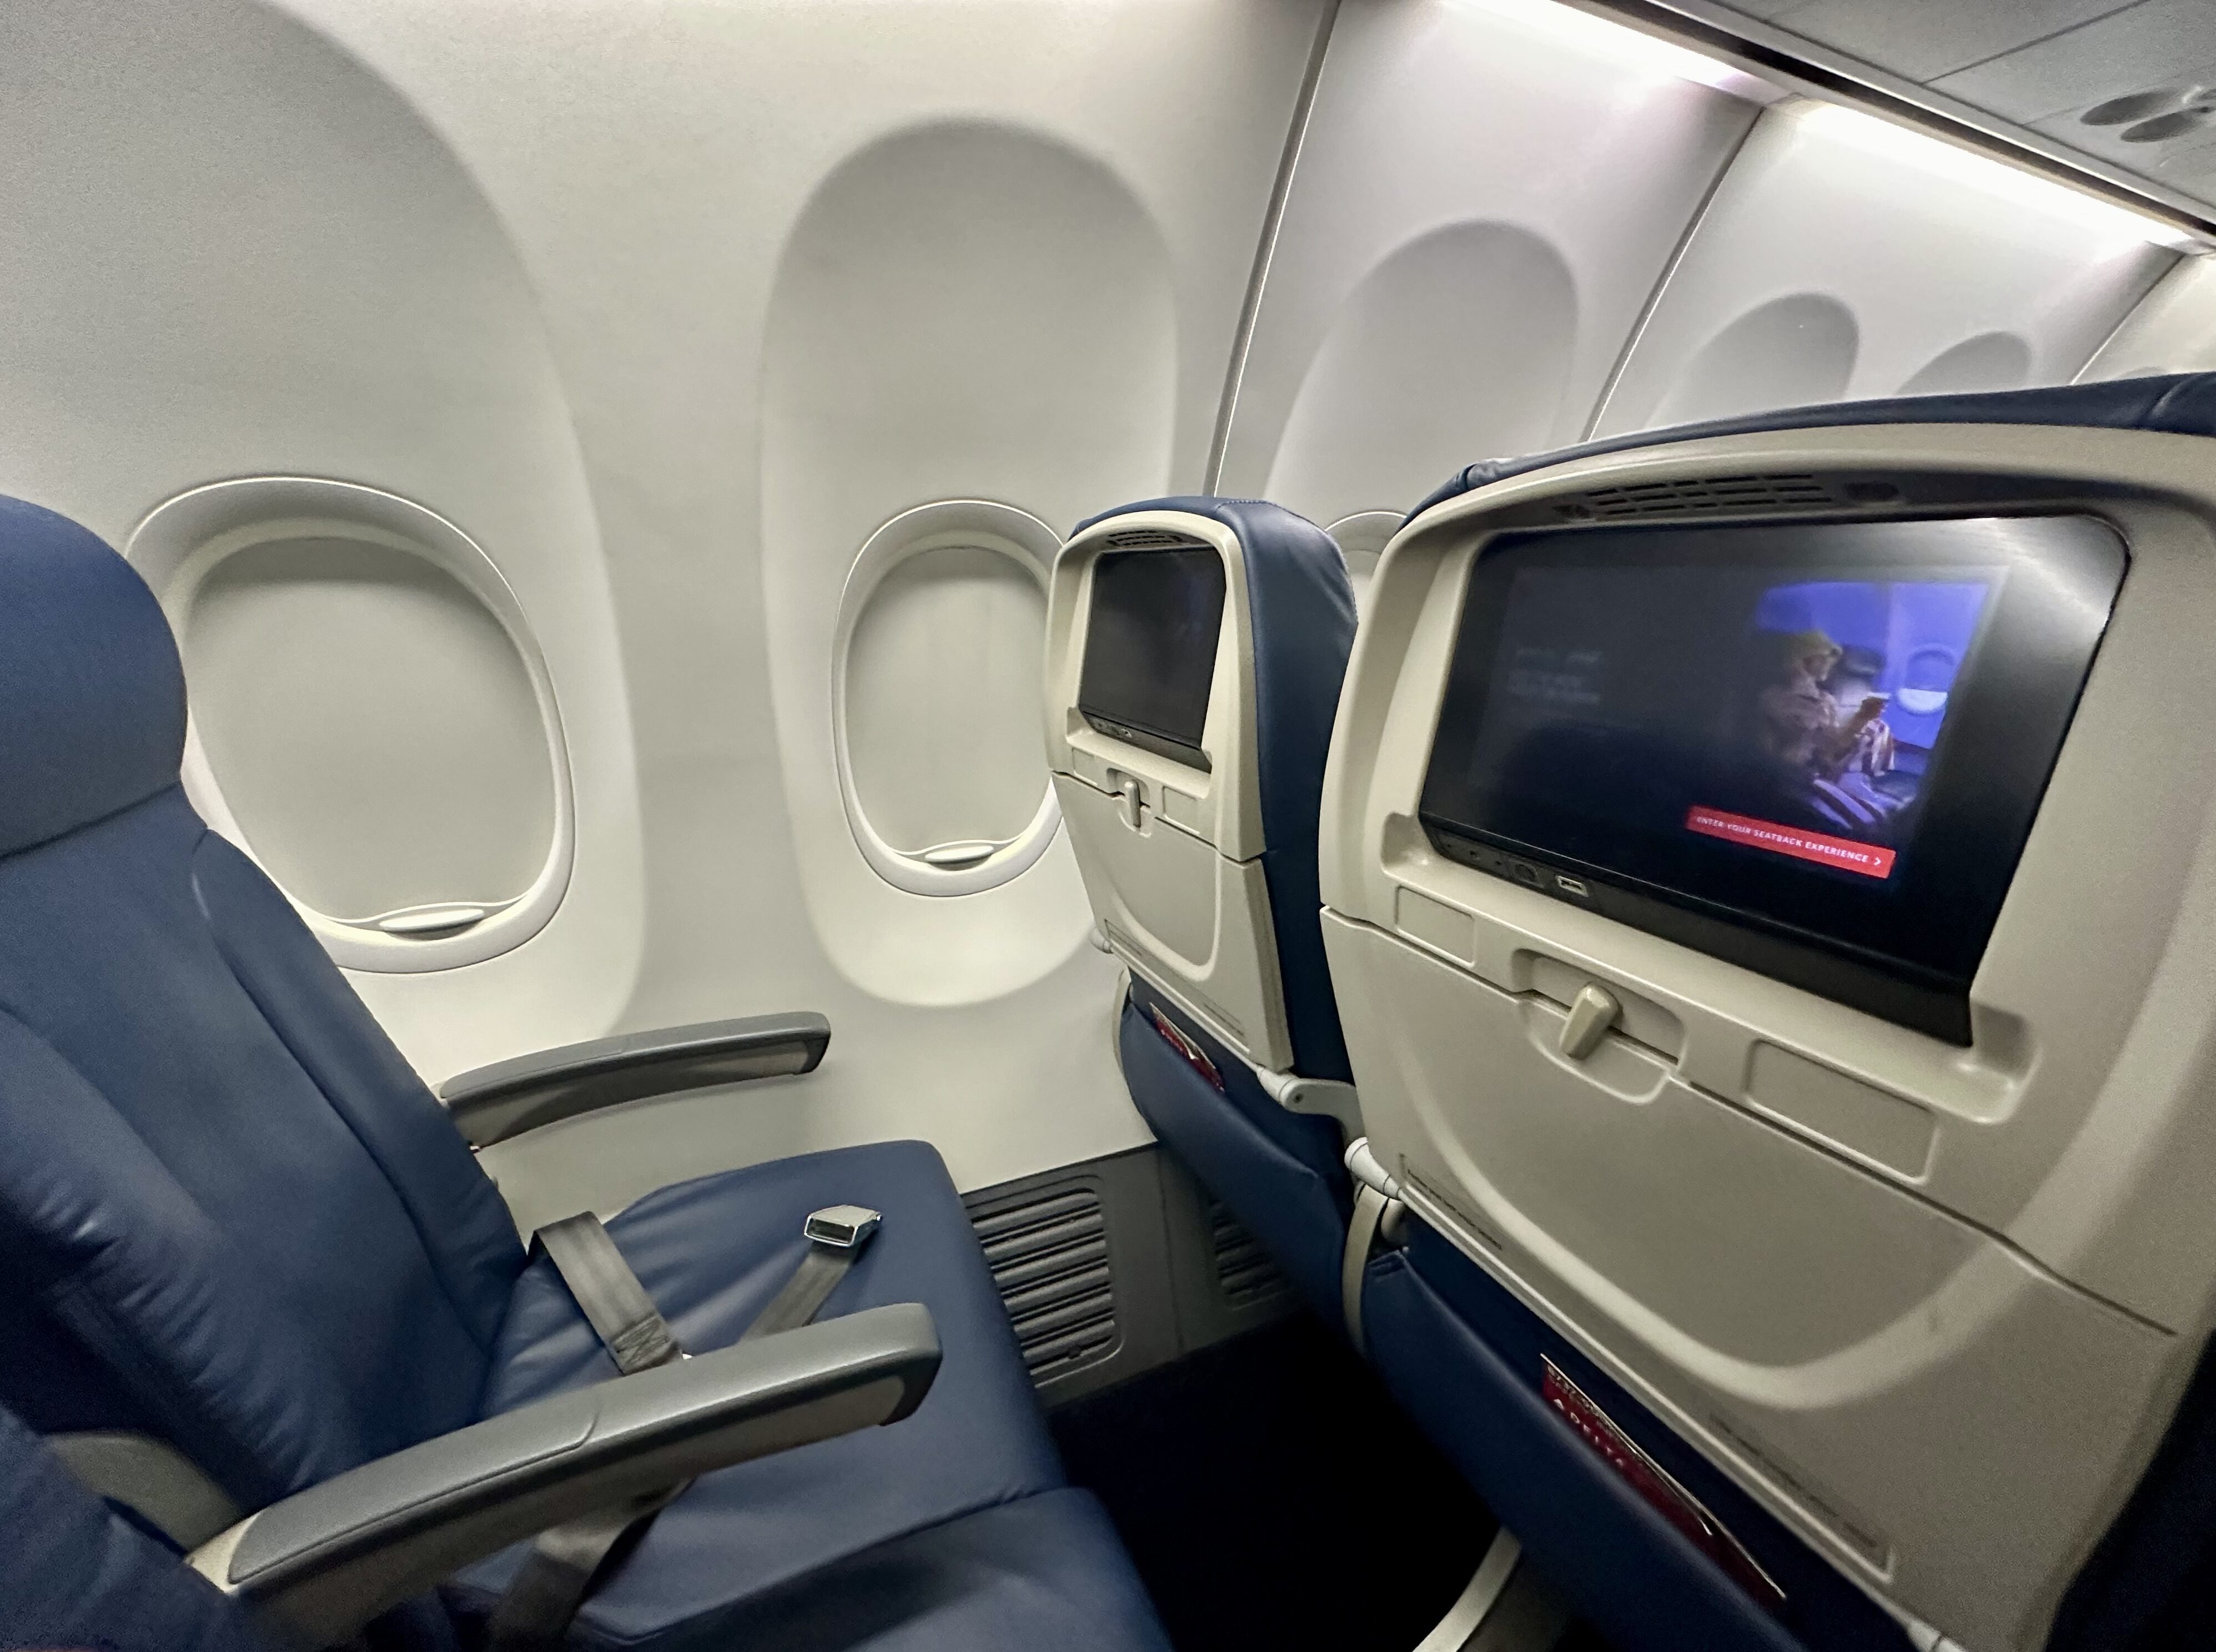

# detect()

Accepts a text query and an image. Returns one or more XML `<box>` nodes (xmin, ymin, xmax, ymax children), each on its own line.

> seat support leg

<box><xmin>1415</xmin><ymin>1529</ymin><xmax>1572</xmax><ymax>1652</ymax></box>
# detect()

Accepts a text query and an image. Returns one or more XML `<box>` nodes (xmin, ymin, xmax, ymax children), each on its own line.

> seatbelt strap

<box><xmin>488</xmin><ymin>1205</ymin><xmax>882</xmax><ymax>1651</ymax></box>
<box><xmin>532</xmin><ymin>1213</ymin><xmax>685</xmax><ymax>1374</ymax></box>
<box><xmin>484</xmin><ymin>1483</ymin><xmax>685</xmax><ymax>1650</ymax></box>
<box><xmin>740</xmin><ymin>1206</ymin><xmax>881</xmax><ymax>1341</ymax></box>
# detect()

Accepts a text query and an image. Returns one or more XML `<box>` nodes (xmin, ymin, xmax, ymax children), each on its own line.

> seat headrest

<box><xmin>0</xmin><ymin>496</ymin><xmax>187</xmax><ymax>857</ymax></box>
<box><xmin>1406</xmin><ymin>370</ymin><xmax>2216</xmax><ymax>522</ymax></box>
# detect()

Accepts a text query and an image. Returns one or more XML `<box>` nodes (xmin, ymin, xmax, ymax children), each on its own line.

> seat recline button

<box><xmin>1559</xmin><ymin>984</ymin><xmax>1621</xmax><ymax>1062</ymax></box>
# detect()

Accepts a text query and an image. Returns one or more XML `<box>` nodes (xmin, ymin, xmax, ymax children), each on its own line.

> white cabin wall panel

<box><xmin>2080</xmin><ymin>255</ymin><xmax>2216</xmax><ymax>377</ymax></box>
<box><xmin>758</xmin><ymin>119</ymin><xmax>1170</xmax><ymax>1004</ymax></box>
<box><xmin>272</xmin><ymin>0</ymin><xmax>1328</xmax><ymax>1205</ymax></box>
<box><xmin>1594</xmin><ymin>102</ymin><xmax>2177</xmax><ymax>436</ymax></box>
<box><xmin>1217</xmin><ymin>0</ymin><xmax>1761</xmax><ymax>525</ymax></box>
<box><xmin>0</xmin><ymin>0</ymin><xmax>645</xmax><ymax>1079</ymax></box>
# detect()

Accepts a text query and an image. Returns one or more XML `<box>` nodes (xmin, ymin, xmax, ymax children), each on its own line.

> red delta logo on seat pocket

<box><xmin>1541</xmin><ymin>1357</ymin><xmax>1786</xmax><ymax>1613</ymax></box>
<box><xmin>1147</xmin><ymin>1005</ymin><xmax>1225</xmax><ymax>1094</ymax></box>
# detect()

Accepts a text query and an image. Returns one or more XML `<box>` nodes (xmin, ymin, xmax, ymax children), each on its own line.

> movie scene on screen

<box><xmin>1475</xmin><ymin>567</ymin><xmax>1996</xmax><ymax>883</ymax></box>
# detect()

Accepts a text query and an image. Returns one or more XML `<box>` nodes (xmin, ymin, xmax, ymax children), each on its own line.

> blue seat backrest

<box><xmin>1406</xmin><ymin>372</ymin><xmax>2216</xmax><ymax>521</ymax></box>
<box><xmin>1073</xmin><ymin>496</ymin><xmax>1358</xmax><ymax>1082</ymax></box>
<box><xmin>0</xmin><ymin>497</ymin><xmax>527</xmax><ymax>1509</ymax></box>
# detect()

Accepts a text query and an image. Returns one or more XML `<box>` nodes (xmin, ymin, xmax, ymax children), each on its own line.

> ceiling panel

<box><xmin>1768</xmin><ymin>0</ymin><xmax>2138</xmax><ymax>84</ymax></box>
<box><xmin>1680</xmin><ymin>0</ymin><xmax>2216</xmax><ymax>218</ymax></box>
<box><xmin>1932</xmin><ymin>0</ymin><xmax>2216</xmax><ymax>122</ymax></box>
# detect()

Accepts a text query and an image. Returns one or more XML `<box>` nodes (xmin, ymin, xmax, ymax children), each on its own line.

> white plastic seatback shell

<box><xmin>1045</xmin><ymin>511</ymin><xmax>1294</xmax><ymax>1070</ymax></box>
<box><xmin>1319</xmin><ymin>422</ymin><xmax>2216</xmax><ymax>1652</ymax></box>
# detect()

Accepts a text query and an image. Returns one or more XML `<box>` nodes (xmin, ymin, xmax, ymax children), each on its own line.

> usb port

<box><xmin>1555</xmin><ymin>876</ymin><xmax>1589</xmax><ymax>898</ymax></box>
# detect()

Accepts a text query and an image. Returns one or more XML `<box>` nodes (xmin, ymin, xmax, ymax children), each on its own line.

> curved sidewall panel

<box><xmin>760</xmin><ymin>120</ymin><xmax>1179</xmax><ymax>1005</ymax></box>
<box><xmin>0</xmin><ymin>0</ymin><xmax>644</xmax><ymax>1074</ymax></box>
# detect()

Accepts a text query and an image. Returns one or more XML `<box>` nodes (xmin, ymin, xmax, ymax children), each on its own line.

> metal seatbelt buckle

<box><xmin>803</xmin><ymin>1205</ymin><xmax>882</xmax><ymax>1250</ymax></box>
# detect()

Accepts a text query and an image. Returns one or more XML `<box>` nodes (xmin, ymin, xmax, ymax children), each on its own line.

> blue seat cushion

<box><xmin>1365</xmin><ymin>1222</ymin><xmax>1911</xmax><ymax>1652</ymax></box>
<box><xmin>448</xmin><ymin>1140</ymin><xmax>1067</xmax><ymax>1650</ymax></box>
<box><xmin>1119</xmin><ymin>980</ymin><xmax>1349</xmax><ymax>1323</ymax></box>
<box><xmin>694</xmin><ymin>1489</ymin><xmax>1174</xmax><ymax>1652</ymax></box>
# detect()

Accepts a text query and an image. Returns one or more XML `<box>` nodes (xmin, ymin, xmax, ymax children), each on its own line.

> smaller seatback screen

<box><xmin>1420</xmin><ymin>513</ymin><xmax>2126</xmax><ymax>1039</ymax></box>
<box><xmin>1078</xmin><ymin>547</ymin><xmax>1227</xmax><ymax>766</ymax></box>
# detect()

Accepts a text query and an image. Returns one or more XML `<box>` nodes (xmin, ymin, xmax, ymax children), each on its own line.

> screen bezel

<box><xmin>1416</xmin><ymin>512</ymin><xmax>2128</xmax><ymax>1044</ymax></box>
<box><xmin>1076</xmin><ymin>545</ymin><xmax>1228</xmax><ymax>772</ymax></box>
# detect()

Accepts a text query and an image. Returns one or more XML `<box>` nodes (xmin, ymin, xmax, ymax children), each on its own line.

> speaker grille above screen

<box><xmin>1099</xmin><ymin>528</ymin><xmax>1206</xmax><ymax>550</ymax></box>
<box><xmin>1555</xmin><ymin>473</ymin><xmax>1840</xmax><ymax>520</ymax></box>
<box><xmin>969</xmin><ymin>1183</ymin><xmax>1122</xmax><ymax>1386</ymax></box>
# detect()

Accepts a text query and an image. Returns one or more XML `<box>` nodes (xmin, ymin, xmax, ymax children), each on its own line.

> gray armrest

<box><xmin>189</xmin><ymin>1302</ymin><xmax>937</xmax><ymax>1646</ymax></box>
<box><xmin>440</xmin><ymin>1013</ymin><xmax>832</xmax><ymax>1147</ymax></box>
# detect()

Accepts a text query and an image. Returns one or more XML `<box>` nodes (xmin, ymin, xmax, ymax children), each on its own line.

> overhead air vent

<box><xmin>2080</xmin><ymin>88</ymin><xmax>2216</xmax><ymax>147</ymax></box>
<box><xmin>1209</xmin><ymin>1199</ymin><xmax>1290</xmax><ymax>1311</ymax></box>
<box><xmin>1554</xmin><ymin>473</ymin><xmax>1840</xmax><ymax>521</ymax></box>
<box><xmin>968</xmin><ymin>1182</ymin><xmax>1122</xmax><ymax>1386</ymax></box>
<box><xmin>1100</xmin><ymin>528</ymin><xmax>1203</xmax><ymax>550</ymax></box>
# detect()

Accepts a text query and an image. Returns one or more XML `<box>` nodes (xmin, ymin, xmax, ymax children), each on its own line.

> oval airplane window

<box><xmin>127</xmin><ymin>478</ymin><xmax>574</xmax><ymax>972</ymax></box>
<box><xmin>832</xmin><ymin>500</ymin><xmax>1062</xmax><ymax>896</ymax></box>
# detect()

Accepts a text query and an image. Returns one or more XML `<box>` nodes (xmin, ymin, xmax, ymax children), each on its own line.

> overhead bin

<box><xmin>1324</xmin><ymin>376</ymin><xmax>2216</xmax><ymax>1652</ymax></box>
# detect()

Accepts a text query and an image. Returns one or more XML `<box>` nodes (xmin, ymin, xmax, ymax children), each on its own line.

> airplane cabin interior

<box><xmin>11</xmin><ymin>3</ymin><xmax>2216</xmax><ymax>1651</ymax></box>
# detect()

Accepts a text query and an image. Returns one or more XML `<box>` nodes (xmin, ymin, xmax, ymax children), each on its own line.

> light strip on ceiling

<box><xmin>1450</xmin><ymin>0</ymin><xmax>1778</xmax><ymax>99</ymax></box>
<box><xmin>1801</xmin><ymin>100</ymin><xmax>2203</xmax><ymax>253</ymax></box>
<box><xmin>1460</xmin><ymin>0</ymin><xmax>2209</xmax><ymax>251</ymax></box>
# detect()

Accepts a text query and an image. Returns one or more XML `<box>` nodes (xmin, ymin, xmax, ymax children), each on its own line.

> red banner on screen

<box><xmin>1684</xmin><ymin>805</ymin><xmax>1896</xmax><ymax>879</ymax></box>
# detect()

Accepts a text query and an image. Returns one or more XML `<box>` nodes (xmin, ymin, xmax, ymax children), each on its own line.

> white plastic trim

<box><xmin>1254</xmin><ymin>1065</ymin><xmax>1364</xmax><ymax>1142</ymax></box>
<box><xmin>124</xmin><ymin>477</ymin><xmax>576</xmax><ymax>974</ymax></box>
<box><xmin>830</xmin><ymin>499</ymin><xmax>1064</xmax><ymax>898</ymax></box>
<box><xmin>1324</xmin><ymin>509</ymin><xmax>1401</xmax><ymax>615</ymax></box>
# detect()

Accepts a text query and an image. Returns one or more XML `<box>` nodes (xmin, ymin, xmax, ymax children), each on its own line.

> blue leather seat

<box><xmin>1364</xmin><ymin>372</ymin><xmax>2216</xmax><ymax>1652</ymax></box>
<box><xmin>1074</xmin><ymin>497</ymin><xmax>1359</xmax><ymax>1322</ymax></box>
<box><xmin>0</xmin><ymin>494</ymin><xmax>1168</xmax><ymax>1652</ymax></box>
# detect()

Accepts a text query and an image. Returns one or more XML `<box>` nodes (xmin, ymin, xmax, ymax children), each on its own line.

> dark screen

<box><xmin>1078</xmin><ymin>548</ymin><xmax>1227</xmax><ymax>760</ymax></box>
<box><xmin>1461</xmin><ymin>565</ymin><xmax>1996</xmax><ymax>883</ymax></box>
<box><xmin>1419</xmin><ymin>513</ymin><xmax>2125</xmax><ymax>1035</ymax></box>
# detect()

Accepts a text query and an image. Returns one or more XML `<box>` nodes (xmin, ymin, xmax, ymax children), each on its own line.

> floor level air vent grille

<box><xmin>1558</xmin><ymin>473</ymin><xmax>1837</xmax><ymax>521</ymax></box>
<box><xmin>1209</xmin><ymin>1199</ymin><xmax>1289</xmax><ymax>1309</ymax></box>
<box><xmin>968</xmin><ymin>1183</ymin><xmax>1122</xmax><ymax>1386</ymax></box>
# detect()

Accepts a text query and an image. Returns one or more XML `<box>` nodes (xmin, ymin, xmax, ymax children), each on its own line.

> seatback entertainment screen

<box><xmin>1078</xmin><ymin>546</ymin><xmax>1228</xmax><ymax>769</ymax></box>
<box><xmin>1420</xmin><ymin>515</ymin><xmax>2125</xmax><ymax>1041</ymax></box>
